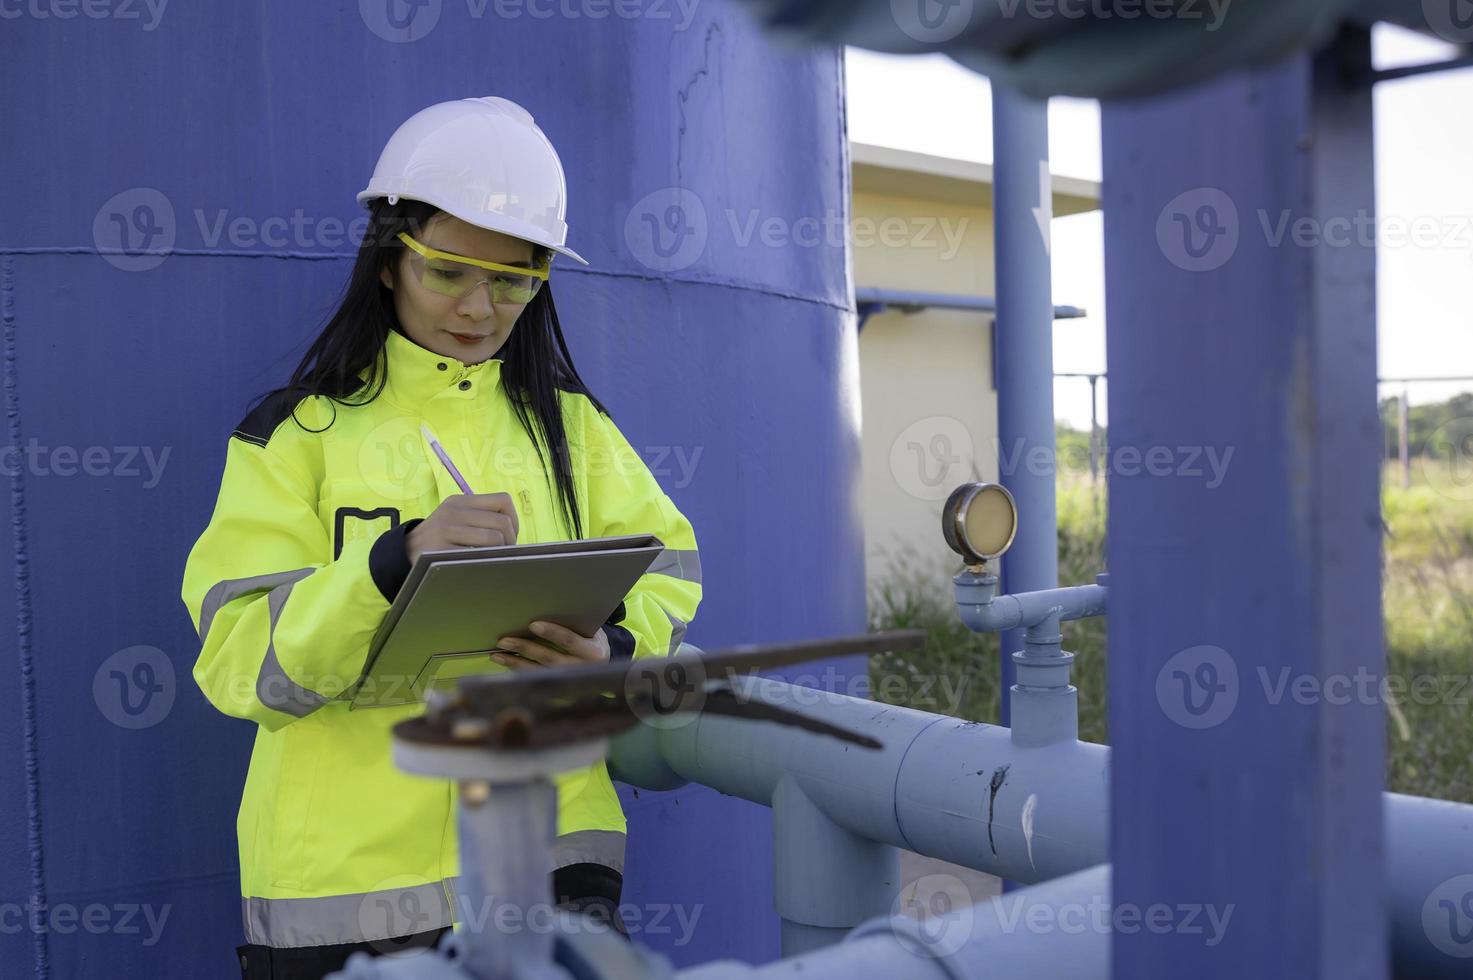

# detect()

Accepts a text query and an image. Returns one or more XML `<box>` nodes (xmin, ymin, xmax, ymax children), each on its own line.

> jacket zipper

<box><xmin>519</xmin><ymin>488</ymin><xmax>534</xmax><ymax>541</ymax></box>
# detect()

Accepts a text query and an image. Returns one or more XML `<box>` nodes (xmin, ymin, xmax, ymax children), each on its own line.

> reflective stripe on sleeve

<box><xmin>665</xmin><ymin>611</ymin><xmax>688</xmax><ymax>655</ymax></box>
<box><xmin>646</xmin><ymin>547</ymin><xmax>701</xmax><ymax>584</ymax></box>
<box><xmin>255</xmin><ymin>581</ymin><xmax>332</xmax><ymax>718</ymax></box>
<box><xmin>549</xmin><ymin>829</ymin><xmax>627</xmax><ymax>873</ymax></box>
<box><xmin>197</xmin><ymin>567</ymin><xmax>314</xmax><ymax>643</ymax></box>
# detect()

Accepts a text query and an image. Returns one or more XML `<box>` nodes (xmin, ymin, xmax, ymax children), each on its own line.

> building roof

<box><xmin>850</xmin><ymin>141</ymin><xmax>1101</xmax><ymax>217</ymax></box>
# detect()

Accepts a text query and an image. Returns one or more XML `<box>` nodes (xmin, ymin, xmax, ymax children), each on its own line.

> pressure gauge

<box><xmin>941</xmin><ymin>482</ymin><xmax>1018</xmax><ymax>565</ymax></box>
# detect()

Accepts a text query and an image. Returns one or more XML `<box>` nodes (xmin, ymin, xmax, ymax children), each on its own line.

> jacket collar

<box><xmin>375</xmin><ymin>327</ymin><xmax>505</xmax><ymax>410</ymax></box>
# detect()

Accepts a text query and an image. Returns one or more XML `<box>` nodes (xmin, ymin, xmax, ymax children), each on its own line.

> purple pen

<box><xmin>419</xmin><ymin>424</ymin><xmax>476</xmax><ymax>494</ymax></box>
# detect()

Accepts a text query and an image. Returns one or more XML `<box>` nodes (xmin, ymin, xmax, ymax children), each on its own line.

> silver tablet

<box><xmin>349</xmin><ymin>534</ymin><xmax>664</xmax><ymax>708</ymax></box>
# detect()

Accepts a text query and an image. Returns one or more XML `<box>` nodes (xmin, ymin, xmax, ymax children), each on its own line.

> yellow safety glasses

<box><xmin>397</xmin><ymin>232</ymin><xmax>551</xmax><ymax>304</ymax></box>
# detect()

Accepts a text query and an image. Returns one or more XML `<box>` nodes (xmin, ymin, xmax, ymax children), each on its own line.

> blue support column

<box><xmin>991</xmin><ymin>86</ymin><xmax>1059</xmax><ymax>728</ymax></box>
<box><xmin>1102</xmin><ymin>27</ymin><xmax>1385</xmax><ymax>979</ymax></box>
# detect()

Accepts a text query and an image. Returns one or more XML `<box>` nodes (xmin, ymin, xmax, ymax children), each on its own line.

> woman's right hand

<box><xmin>406</xmin><ymin>493</ymin><xmax>520</xmax><ymax>565</ymax></box>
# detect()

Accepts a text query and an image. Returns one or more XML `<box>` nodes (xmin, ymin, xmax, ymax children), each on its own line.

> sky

<box><xmin>845</xmin><ymin>26</ymin><xmax>1473</xmax><ymax>430</ymax></box>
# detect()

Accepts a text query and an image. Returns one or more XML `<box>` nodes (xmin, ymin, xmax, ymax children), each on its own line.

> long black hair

<box><xmin>258</xmin><ymin>197</ymin><xmax>607</xmax><ymax>540</ymax></box>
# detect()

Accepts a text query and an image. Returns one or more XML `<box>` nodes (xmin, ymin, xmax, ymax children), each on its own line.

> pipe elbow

<box><xmin>607</xmin><ymin>722</ymin><xmax>688</xmax><ymax>791</ymax></box>
<box><xmin>955</xmin><ymin>569</ymin><xmax>999</xmax><ymax>634</ymax></box>
<box><xmin>957</xmin><ymin>594</ymin><xmax>1025</xmax><ymax>634</ymax></box>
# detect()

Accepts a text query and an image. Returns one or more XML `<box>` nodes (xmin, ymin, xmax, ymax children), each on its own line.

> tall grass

<box><xmin>869</xmin><ymin>468</ymin><xmax>1473</xmax><ymax>803</ymax></box>
<box><xmin>1380</xmin><ymin>466</ymin><xmax>1473</xmax><ymax>802</ymax></box>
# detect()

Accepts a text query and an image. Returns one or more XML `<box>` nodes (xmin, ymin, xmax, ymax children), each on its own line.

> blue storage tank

<box><xmin>0</xmin><ymin>3</ymin><xmax>861</xmax><ymax>976</ymax></box>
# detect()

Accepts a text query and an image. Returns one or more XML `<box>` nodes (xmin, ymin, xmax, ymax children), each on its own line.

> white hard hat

<box><xmin>357</xmin><ymin>96</ymin><xmax>587</xmax><ymax>265</ymax></box>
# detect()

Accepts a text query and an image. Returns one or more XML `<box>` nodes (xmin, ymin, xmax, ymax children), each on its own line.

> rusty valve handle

<box><xmin>392</xmin><ymin>629</ymin><xmax>927</xmax><ymax>752</ymax></box>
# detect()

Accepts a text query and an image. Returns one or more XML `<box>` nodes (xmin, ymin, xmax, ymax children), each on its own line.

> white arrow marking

<box><xmin>1022</xmin><ymin>792</ymin><xmax>1039</xmax><ymax>872</ymax></box>
<box><xmin>1031</xmin><ymin>159</ymin><xmax>1052</xmax><ymax>255</ymax></box>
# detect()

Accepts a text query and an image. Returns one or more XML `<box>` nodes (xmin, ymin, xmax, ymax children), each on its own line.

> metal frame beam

<box><xmin>854</xmin><ymin>287</ymin><xmax>1085</xmax><ymax>332</ymax></box>
<box><xmin>992</xmin><ymin>86</ymin><xmax>1060</xmax><ymax>729</ymax></box>
<box><xmin>1101</xmin><ymin>25</ymin><xmax>1386</xmax><ymax>978</ymax></box>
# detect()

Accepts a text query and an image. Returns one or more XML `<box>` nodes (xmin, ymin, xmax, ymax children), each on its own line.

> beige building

<box><xmin>851</xmin><ymin>141</ymin><xmax>1100</xmax><ymax>604</ymax></box>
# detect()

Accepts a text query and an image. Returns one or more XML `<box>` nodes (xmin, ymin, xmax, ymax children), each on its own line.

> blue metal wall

<box><xmin>0</xmin><ymin>3</ymin><xmax>861</xmax><ymax>976</ymax></box>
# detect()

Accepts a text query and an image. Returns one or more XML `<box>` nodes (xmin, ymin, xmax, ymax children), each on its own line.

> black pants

<box><xmin>236</xmin><ymin>863</ymin><xmax>626</xmax><ymax>980</ymax></box>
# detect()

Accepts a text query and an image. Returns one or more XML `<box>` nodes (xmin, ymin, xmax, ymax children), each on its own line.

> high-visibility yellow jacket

<box><xmin>180</xmin><ymin>327</ymin><xmax>701</xmax><ymax>948</ymax></box>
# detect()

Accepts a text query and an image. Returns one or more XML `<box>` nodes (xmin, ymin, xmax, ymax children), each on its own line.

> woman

<box><xmin>180</xmin><ymin>96</ymin><xmax>702</xmax><ymax>979</ymax></box>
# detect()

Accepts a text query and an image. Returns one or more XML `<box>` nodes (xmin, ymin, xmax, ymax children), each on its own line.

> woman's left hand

<box><xmin>492</xmin><ymin>622</ymin><xmax>610</xmax><ymax>669</ymax></box>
